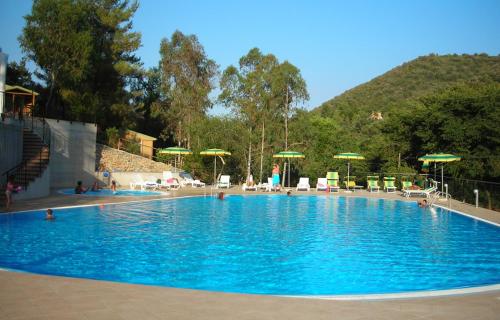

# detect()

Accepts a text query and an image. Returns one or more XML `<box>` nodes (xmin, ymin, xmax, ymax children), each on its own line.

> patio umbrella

<box><xmin>333</xmin><ymin>152</ymin><xmax>365</xmax><ymax>191</ymax></box>
<box><xmin>272</xmin><ymin>151</ymin><xmax>305</xmax><ymax>188</ymax></box>
<box><xmin>418</xmin><ymin>153</ymin><xmax>461</xmax><ymax>194</ymax></box>
<box><xmin>158</xmin><ymin>147</ymin><xmax>193</xmax><ymax>170</ymax></box>
<box><xmin>200</xmin><ymin>148</ymin><xmax>231</xmax><ymax>185</ymax></box>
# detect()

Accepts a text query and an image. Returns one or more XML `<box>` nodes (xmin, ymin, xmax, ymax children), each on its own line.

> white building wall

<box><xmin>46</xmin><ymin>119</ymin><xmax>97</xmax><ymax>188</ymax></box>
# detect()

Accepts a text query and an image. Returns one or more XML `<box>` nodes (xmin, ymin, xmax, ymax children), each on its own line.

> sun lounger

<box><xmin>401</xmin><ymin>180</ymin><xmax>413</xmax><ymax>190</ymax></box>
<box><xmin>130</xmin><ymin>174</ymin><xmax>160</xmax><ymax>190</ymax></box>
<box><xmin>218</xmin><ymin>175</ymin><xmax>231</xmax><ymax>188</ymax></box>
<box><xmin>242</xmin><ymin>183</ymin><xmax>257</xmax><ymax>191</ymax></box>
<box><xmin>327</xmin><ymin>172</ymin><xmax>340</xmax><ymax>192</ymax></box>
<box><xmin>344</xmin><ymin>178</ymin><xmax>364</xmax><ymax>191</ymax></box>
<box><xmin>296</xmin><ymin>177</ymin><xmax>311</xmax><ymax>191</ymax></box>
<box><xmin>265</xmin><ymin>177</ymin><xmax>279</xmax><ymax>192</ymax></box>
<box><xmin>162</xmin><ymin>171</ymin><xmax>180</xmax><ymax>190</ymax></box>
<box><xmin>367</xmin><ymin>176</ymin><xmax>380</xmax><ymax>192</ymax></box>
<box><xmin>316</xmin><ymin>177</ymin><xmax>328</xmax><ymax>191</ymax></box>
<box><xmin>402</xmin><ymin>185</ymin><xmax>437</xmax><ymax>198</ymax></box>
<box><xmin>383</xmin><ymin>177</ymin><xmax>397</xmax><ymax>193</ymax></box>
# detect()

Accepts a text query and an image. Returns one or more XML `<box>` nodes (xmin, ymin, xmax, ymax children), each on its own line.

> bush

<box><xmin>106</xmin><ymin>127</ymin><xmax>120</xmax><ymax>148</ymax></box>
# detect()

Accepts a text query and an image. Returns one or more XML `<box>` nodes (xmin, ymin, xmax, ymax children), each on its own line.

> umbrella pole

<box><xmin>347</xmin><ymin>161</ymin><xmax>350</xmax><ymax>191</ymax></box>
<box><xmin>214</xmin><ymin>157</ymin><xmax>217</xmax><ymax>187</ymax></box>
<box><xmin>288</xmin><ymin>162</ymin><xmax>291</xmax><ymax>188</ymax></box>
<box><xmin>441</xmin><ymin>164</ymin><xmax>444</xmax><ymax>194</ymax></box>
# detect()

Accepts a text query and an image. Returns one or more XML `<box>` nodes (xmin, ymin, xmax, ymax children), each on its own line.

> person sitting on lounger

<box><xmin>75</xmin><ymin>181</ymin><xmax>88</xmax><ymax>194</ymax></box>
<box><xmin>246</xmin><ymin>174</ymin><xmax>254</xmax><ymax>187</ymax></box>
<box><xmin>91</xmin><ymin>181</ymin><xmax>101</xmax><ymax>192</ymax></box>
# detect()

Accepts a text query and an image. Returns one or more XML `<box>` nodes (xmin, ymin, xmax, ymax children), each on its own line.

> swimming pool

<box><xmin>58</xmin><ymin>188</ymin><xmax>163</xmax><ymax>196</ymax></box>
<box><xmin>1</xmin><ymin>195</ymin><xmax>499</xmax><ymax>296</ymax></box>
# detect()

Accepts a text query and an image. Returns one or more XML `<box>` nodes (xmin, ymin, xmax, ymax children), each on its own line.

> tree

<box><xmin>6</xmin><ymin>59</ymin><xmax>36</xmax><ymax>89</ymax></box>
<box><xmin>155</xmin><ymin>30</ymin><xmax>218</xmax><ymax>147</ymax></box>
<box><xmin>219</xmin><ymin>48</ymin><xmax>280</xmax><ymax>182</ymax></box>
<box><xmin>19</xmin><ymin>0</ymin><xmax>142</xmax><ymax>128</ymax></box>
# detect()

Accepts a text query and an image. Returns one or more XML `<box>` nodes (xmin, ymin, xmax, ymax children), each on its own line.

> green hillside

<box><xmin>317</xmin><ymin>54</ymin><xmax>500</xmax><ymax>120</ymax></box>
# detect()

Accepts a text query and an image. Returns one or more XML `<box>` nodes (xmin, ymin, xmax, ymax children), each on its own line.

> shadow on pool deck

<box><xmin>1</xmin><ymin>187</ymin><xmax>499</xmax><ymax>319</ymax></box>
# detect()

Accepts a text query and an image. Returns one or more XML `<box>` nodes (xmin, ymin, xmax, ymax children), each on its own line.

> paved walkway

<box><xmin>1</xmin><ymin>187</ymin><xmax>499</xmax><ymax>319</ymax></box>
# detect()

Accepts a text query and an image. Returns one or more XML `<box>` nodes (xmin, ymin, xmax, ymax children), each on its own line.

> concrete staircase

<box><xmin>0</xmin><ymin>129</ymin><xmax>50</xmax><ymax>205</ymax></box>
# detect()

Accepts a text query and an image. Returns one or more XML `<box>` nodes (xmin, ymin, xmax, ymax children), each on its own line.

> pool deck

<box><xmin>1</xmin><ymin>187</ymin><xmax>499</xmax><ymax>319</ymax></box>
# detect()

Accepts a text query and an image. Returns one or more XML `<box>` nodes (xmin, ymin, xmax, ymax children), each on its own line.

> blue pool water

<box><xmin>58</xmin><ymin>188</ymin><xmax>162</xmax><ymax>196</ymax></box>
<box><xmin>1</xmin><ymin>195</ymin><xmax>499</xmax><ymax>295</ymax></box>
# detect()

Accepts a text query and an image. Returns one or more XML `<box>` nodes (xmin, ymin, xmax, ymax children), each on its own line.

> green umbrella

<box><xmin>418</xmin><ymin>153</ymin><xmax>461</xmax><ymax>194</ymax></box>
<box><xmin>158</xmin><ymin>147</ymin><xmax>193</xmax><ymax>170</ymax></box>
<box><xmin>200</xmin><ymin>149</ymin><xmax>231</xmax><ymax>185</ymax></box>
<box><xmin>333</xmin><ymin>153</ymin><xmax>365</xmax><ymax>191</ymax></box>
<box><xmin>273</xmin><ymin>151</ymin><xmax>305</xmax><ymax>188</ymax></box>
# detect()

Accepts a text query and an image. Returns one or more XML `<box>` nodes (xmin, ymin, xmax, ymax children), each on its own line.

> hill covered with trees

<box><xmin>317</xmin><ymin>54</ymin><xmax>500</xmax><ymax>120</ymax></box>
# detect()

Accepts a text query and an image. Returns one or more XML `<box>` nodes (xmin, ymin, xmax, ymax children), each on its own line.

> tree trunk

<box><xmin>45</xmin><ymin>72</ymin><xmax>56</xmax><ymax>115</ymax></box>
<box><xmin>282</xmin><ymin>87</ymin><xmax>289</xmax><ymax>187</ymax></box>
<box><xmin>285</xmin><ymin>87</ymin><xmax>289</xmax><ymax>150</ymax></box>
<box><xmin>259</xmin><ymin>121</ymin><xmax>265</xmax><ymax>184</ymax></box>
<box><xmin>247</xmin><ymin>128</ymin><xmax>252</xmax><ymax>181</ymax></box>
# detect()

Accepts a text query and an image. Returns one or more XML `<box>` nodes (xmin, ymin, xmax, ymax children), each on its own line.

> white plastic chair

<box><xmin>296</xmin><ymin>177</ymin><xmax>311</xmax><ymax>191</ymax></box>
<box><xmin>218</xmin><ymin>175</ymin><xmax>231</xmax><ymax>188</ymax></box>
<box><xmin>316</xmin><ymin>178</ymin><xmax>328</xmax><ymax>191</ymax></box>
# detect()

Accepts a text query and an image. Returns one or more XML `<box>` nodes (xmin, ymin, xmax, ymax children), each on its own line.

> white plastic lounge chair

<box><xmin>296</xmin><ymin>177</ymin><xmax>311</xmax><ymax>191</ymax></box>
<box><xmin>162</xmin><ymin>171</ymin><xmax>180</xmax><ymax>190</ymax></box>
<box><xmin>316</xmin><ymin>178</ymin><xmax>328</xmax><ymax>191</ymax></box>
<box><xmin>218</xmin><ymin>175</ymin><xmax>231</xmax><ymax>188</ymax></box>
<box><xmin>130</xmin><ymin>174</ymin><xmax>159</xmax><ymax>190</ymax></box>
<box><xmin>242</xmin><ymin>183</ymin><xmax>257</xmax><ymax>191</ymax></box>
<box><xmin>179</xmin><ymin>173</ymin><xmax>206</xmax><ymax>188</ymax></box>
<box><xmin>403</xmin><ymin>185</ymin><xmax>438</xmax><ymax>198</ymax></box>
<box><xmin>192</xmin><ymin>179</ymin><xmax>206</xmax><ymax>188</ymax></box>
<box><xmin>265</xmin><ymin>177</ymin><xmax>279</xmax><ymax>192</ymax></box>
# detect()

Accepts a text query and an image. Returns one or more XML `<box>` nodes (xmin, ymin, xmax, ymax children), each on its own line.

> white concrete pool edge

<box><xmin>284</xmin><ymin>284</ymin><xmax>500</xmax><ymax>300</ymax></box>
<box><xmin>433</xmin><ymin>204</ymin><xmax>500</xmax><ymax>227</ymax></box>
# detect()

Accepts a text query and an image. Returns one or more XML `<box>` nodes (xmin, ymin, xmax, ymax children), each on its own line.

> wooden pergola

<box><xmin>4</xmin><ymin>84</ymin><xmax>39</xmax><ymax>118</ymax></box>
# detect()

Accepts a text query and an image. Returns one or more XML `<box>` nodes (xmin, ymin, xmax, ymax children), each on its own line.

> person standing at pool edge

<box><xmin>272</xmin><ymin>164</ymin><xmax>280</xmax><ymax>191</ymax></box>
<box><xmin>5</xmin><ymin>175</ymin><xmax>21</xmax><ymax>210</ymax></box>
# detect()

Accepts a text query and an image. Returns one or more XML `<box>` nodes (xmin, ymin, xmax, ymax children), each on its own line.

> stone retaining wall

<box><xmin>96</xmin><ymin>143</ymin><xmax>172</xmax><ymax>173</ymax></box>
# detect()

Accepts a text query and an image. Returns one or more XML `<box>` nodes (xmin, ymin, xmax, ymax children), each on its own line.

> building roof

<box><xmin>5</xmin><ymin>84</ymin><xmax>39</xmax><ymax>96</ymax></box>
<box><xmin>126</xmin><ymin>129</ymin><xmax>157</xmax><ymax>141</ymax></box>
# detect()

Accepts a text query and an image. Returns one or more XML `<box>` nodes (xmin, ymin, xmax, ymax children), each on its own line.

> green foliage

<box><xmin>105</xmin><ymin>127</ymin><xmax>121</xmax><ymax>148</ymax></box>
<box><xmin>20</xmin><ymin>0</ymin><xmax>142</xmax><ymax>128</ymax></box>
<box><xmin>387</xmin><ymin>82</ymin><xmax>500</xmax><ymax>181</ymax></box>
<box><xmin>6</xmin><ymin>59</ymin><xmax>37</xmax><ymax>89</ymax></box>
<box><xmin>154</xmin><ymin>30</ymin><xmax>218</xmax><ymax>146</ymax></box>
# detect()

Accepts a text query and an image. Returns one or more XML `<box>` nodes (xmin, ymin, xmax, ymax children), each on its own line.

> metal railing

<box><xmin>1</xmin><ymin>115</ymin><xmax>51</xmax><ymax>191</ymax></box>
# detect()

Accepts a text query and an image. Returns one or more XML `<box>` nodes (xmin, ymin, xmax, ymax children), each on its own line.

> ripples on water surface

<box><xmin>1</xmin><ymin>195</ymin><xmax>499</xmax><ymax>295</ymax></box>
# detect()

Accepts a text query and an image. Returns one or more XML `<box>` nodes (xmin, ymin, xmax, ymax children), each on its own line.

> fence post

<box><xmin>473</xmin><ymin>189</ymin><xmax>479</xmax><ymax>208</ymax></box>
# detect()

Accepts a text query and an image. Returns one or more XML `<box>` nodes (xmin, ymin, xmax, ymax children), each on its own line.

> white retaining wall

<box><xmin>46</xmin><ymin>119</ymin><xmax>97</xmax><ymax>188</ymax></box>
<box><xmin>13</xmin><ymin>166</ymin><xmax>51</xmax><ymax>201</ymax></box>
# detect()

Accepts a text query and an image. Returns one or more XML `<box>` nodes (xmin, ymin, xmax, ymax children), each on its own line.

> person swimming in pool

<box><xmin>45</xmin><ymin>209</ymin><xmax>55</xmax><ymax>220</ymax></box>
<box><xmin>418</xmin><ymin>199</ymin><xmax>429</xmax><ymax>208</ymax></box>
<box><xmin>218</xmin><ymin>192</ymin><xmax>224</xmax><ymax>200</ymax></box>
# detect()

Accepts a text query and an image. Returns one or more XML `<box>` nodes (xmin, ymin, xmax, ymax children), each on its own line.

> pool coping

<box><xmin>2</xmin><ymin>193</ymin><xmax>500</xmax><ymax>301</ymax></box>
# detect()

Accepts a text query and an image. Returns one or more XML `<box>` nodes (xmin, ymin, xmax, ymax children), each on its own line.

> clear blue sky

<box><xmin>1</xmin><ymin>0</ymin><xmax>500</xmax><ymax>114</ymax></box>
